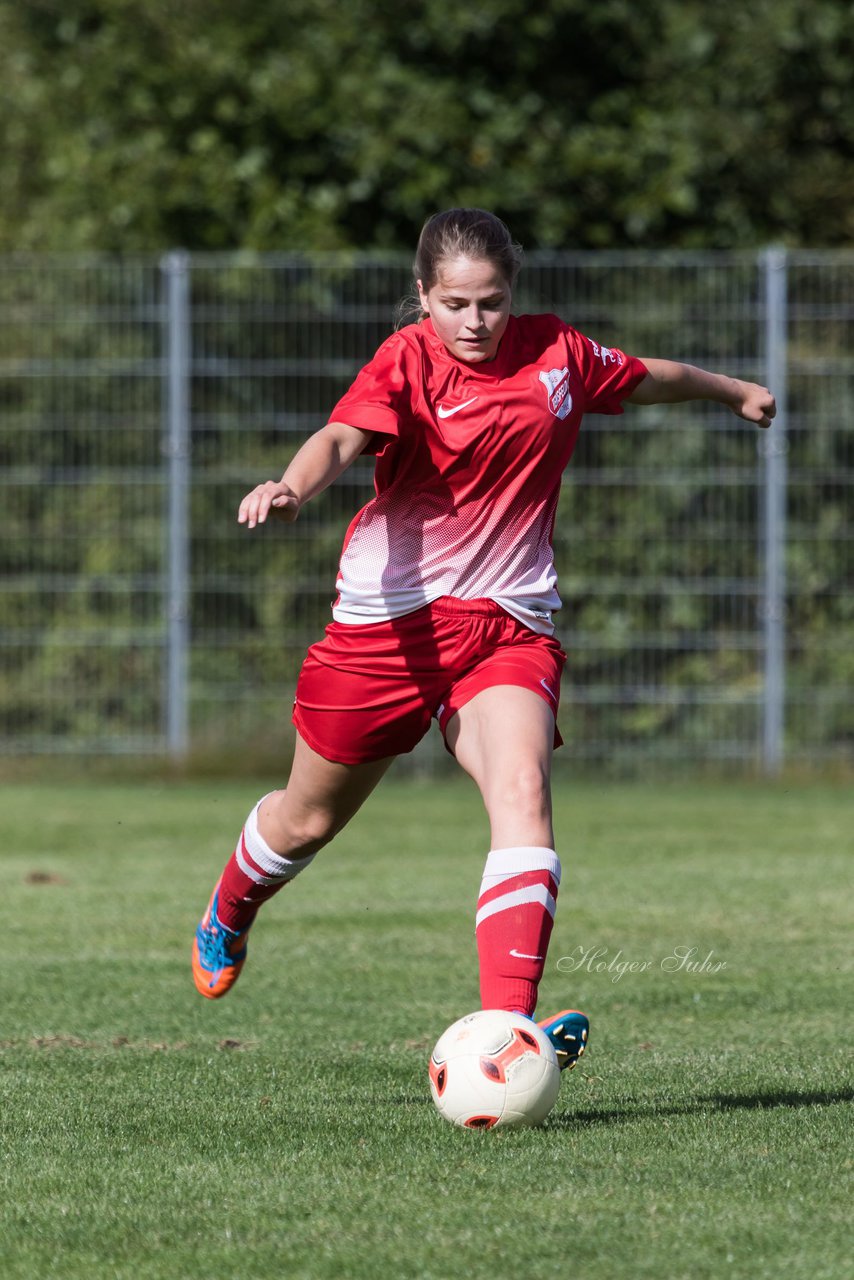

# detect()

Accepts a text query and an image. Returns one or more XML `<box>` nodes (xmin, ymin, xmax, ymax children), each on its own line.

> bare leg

<box><xmin>256</xmin><ymin>732</ymin><xmax>396</xmax><ymax>857</ymax></box>
<box><xmin>445</xmin><ymin>685</ymin><xmax>555</xmax><ymax>848</ymax></box>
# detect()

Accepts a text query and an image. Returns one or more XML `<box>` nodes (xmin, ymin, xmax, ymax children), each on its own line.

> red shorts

<box><xmin>292</xmin><ymin>596</ymin><xmax>566</xmax><ymax>764</ymax></box>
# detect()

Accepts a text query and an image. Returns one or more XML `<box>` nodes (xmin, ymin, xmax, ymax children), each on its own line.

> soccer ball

<box><xmin>428</xmin><ymin>1009</ymin><xmax>561</xmax><ymax>1130</ymax></box>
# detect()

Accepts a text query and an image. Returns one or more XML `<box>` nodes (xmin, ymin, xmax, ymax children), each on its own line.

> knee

<box><xmin>489</xmin><ymin>762</ymin><xmax>551</xmax><ymax>823</ymax></box>
<box><xmin>284</xmin><ymin>808</ymin><xmax>340</xmax><ymax>857</ymax></box>
<box><xmin>261</xmin><ymin>792</ymin><xmax>339</xmax><ymax>857</ymax></box>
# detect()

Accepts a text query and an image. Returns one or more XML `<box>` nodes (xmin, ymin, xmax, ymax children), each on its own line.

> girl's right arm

<box><xmin>237</xmin><ymin>421</ymin><xmax>374</xmax><ymax>529</ymax></box>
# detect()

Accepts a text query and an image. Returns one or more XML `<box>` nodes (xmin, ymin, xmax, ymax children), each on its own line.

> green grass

<box><xmin>1</xmin><ymin>777</ymin><xmax>851</xmax><ymax>1280</ymax></box>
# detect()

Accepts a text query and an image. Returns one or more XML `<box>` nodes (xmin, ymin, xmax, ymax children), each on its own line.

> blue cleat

<box><xmin>192</xmin><ymin>881</ymin><xmax>251</xmax><ymax>999</ymax></box>
<box><xmin>538</xmin><ymin>1009</ymin><xmax>590</xmax><ymax>1070</ymax></box>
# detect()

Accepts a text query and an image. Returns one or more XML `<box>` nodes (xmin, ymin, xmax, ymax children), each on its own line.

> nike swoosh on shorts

<box><xmin>509</xmin><ymin>948</ymin><xmax>544</xmax><ymax>961</ymax></box>
<box><xmin>540</xmin><ymin>678</ymin><xmax>557</xmax><ymax>703</ymax></box>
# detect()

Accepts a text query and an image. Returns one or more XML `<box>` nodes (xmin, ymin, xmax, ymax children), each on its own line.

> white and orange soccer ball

<box><xmin>428</xmin><ymin>1009</ymin><xmax>561</xmax><ymax>1130</ymax></box>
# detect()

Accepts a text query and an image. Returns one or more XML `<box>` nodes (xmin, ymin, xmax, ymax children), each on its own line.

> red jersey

<box><xmin>327</xmin><ymin>313</ymin><xmax>647</xmax><ymax>634</ymax></box>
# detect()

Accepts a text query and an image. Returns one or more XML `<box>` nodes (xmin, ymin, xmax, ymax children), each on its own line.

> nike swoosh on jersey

<box><xmin>509</xmin><ymin>948</ymin><xmax>544</xmax><ymax>961</ymax></box>
<box><xmin>436</xmin><ymin>396</ymin><xmax>479</xmax><ymax>418</ymax></box>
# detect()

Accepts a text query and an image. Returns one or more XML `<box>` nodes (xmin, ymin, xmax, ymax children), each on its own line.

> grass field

<box><xmin>1</xmin><ymin>776</ymin><xmax>852</xmax><ymax>1279</ymax></box>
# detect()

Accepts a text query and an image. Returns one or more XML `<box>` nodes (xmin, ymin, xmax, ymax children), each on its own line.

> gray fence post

<box><xmin>162</xmin><ymin>250</ymin><xmax>191</xmax><ymax>760</ymax></box>
<box><xmin>759</xmin><ymin>247</ymin><xmax>788</xmax><ymax>775</ymax></box>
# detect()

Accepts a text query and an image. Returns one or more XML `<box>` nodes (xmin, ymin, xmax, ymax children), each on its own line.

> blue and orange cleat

<box><xmin>192</xmin><ymin>881</ymin><xmax>251</xmax><ymax>999</ymax></box>
<box><xmin>538</xmin><ymin>1009</ymin><xmax>590</xmax><ymax>1070</ymax></box>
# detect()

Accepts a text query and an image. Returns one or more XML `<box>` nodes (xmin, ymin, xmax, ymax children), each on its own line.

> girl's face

<box><xmin>418</xmin><ymin>256</ymin><xmax>511</xmax><ymax>363</ymax></box>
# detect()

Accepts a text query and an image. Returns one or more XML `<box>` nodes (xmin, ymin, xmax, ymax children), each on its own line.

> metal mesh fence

<box><xmin>0</xmin><ymin>258</ymin><xmax>165</xmax><ymax>753</ymax></box>
<box><xmin>1</xmin><ymin>250</ymin><xmax>851</xmax><ymax>769</ymax></box>
<box><xmin>784</xmin><ymin>253</ymin><xmax>854</xmax><ymax>762</ymax></box>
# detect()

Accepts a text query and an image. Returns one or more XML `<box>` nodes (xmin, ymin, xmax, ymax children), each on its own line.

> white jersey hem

<box><xmin>331</xmin><ymin>591</ymin><xmax>559</xmax><ymax>636</ymax></box>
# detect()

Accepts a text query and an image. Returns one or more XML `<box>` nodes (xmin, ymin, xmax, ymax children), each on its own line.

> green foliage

<box><xmin>0</xmin><ymin>0</ymin><xmax>852</xmax><ymax>252</ymax></box>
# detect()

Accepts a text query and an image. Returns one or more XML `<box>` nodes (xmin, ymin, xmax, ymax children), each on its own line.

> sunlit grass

<box><xmin>1</xmin><ymin>778</ymin><xmax>851</xmax><ymax>1279</ymax></box>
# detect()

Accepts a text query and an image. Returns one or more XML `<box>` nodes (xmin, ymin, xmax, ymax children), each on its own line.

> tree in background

<box><xmin>0</xmin><ymin>0</ymin><xmax>851</xmax><ymax>252</ymax></box>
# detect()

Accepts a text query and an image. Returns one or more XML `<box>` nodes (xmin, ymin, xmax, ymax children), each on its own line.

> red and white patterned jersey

<box><xmin>328</xmin><ymin>313</ymin><xmax>647</xmax><ymax>634</ymax></box>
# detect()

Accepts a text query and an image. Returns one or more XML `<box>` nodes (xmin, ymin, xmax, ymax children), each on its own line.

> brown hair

<box><xmin>397</xmin><ymin>207</ymin><xmax>523</xmax><ymax>326</ymax></box>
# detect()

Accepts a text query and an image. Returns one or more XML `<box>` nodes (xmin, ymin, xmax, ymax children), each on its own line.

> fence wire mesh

<box><xmin>0</xmin><ymin>250</ymin><xmax>851</xmax><ymax>769</ymax></box>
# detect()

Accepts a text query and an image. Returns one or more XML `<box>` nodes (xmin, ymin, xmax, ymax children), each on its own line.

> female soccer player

<box><xmin>192</xmin><ymin>208</ymin><xmax>775</xmax><ymax>1071</ymax></box>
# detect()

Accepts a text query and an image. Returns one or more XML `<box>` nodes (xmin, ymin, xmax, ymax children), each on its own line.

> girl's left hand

<box><xmin>732</xmin><ymin>381</ymin><xmax>776</xmax><ymax>429</ymax></box>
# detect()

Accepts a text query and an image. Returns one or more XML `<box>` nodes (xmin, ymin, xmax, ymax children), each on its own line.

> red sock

<box><xmin>216</xmin><ymin>795</ymin><xmax>316</xmax><ymax>931</ymax></box>
<box><xmin>475</xmin><ymin>847</ymin><xmax>561</xmax><ymax>1018</ymax></box>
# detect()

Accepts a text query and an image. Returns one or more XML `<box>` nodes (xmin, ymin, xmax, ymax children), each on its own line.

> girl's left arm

<box><xmin>627</xmin><ymin>359</ymin><xmax>776</xmax><ymax>429</ymax></box>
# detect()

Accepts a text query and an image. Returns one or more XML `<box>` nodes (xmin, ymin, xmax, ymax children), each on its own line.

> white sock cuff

<box><xmin>242</xmin><ymin>795</ymin><xmax>316</xmax><ymax>879</ymax></box>
<box><xmin>481</xmin><ymin>846</ymin><xmax>561</xmax><ymax>887</ymax></box>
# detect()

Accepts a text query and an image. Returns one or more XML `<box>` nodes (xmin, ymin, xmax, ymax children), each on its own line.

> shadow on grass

<box><xmin>386</xmin><ymin>1087</ymin><xmax>854</xmax><ymax>1121</ymax></box>
<box><xmin>549</xmin><ymin>1086</ymin><xmax>854</xmax><ymax>1128</ymax></box>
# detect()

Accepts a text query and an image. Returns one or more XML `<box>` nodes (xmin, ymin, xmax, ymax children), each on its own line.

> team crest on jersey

<box><xmin>539</xmin><ymin>367</ymin><xmax>572</xmax><ymax>420</ymax></box>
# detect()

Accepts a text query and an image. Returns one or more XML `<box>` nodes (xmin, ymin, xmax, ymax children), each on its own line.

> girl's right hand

<box><xmin>237</xmin><ymin>481</ymin><xmax>301</xmax><ymax>528</ymax></box>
